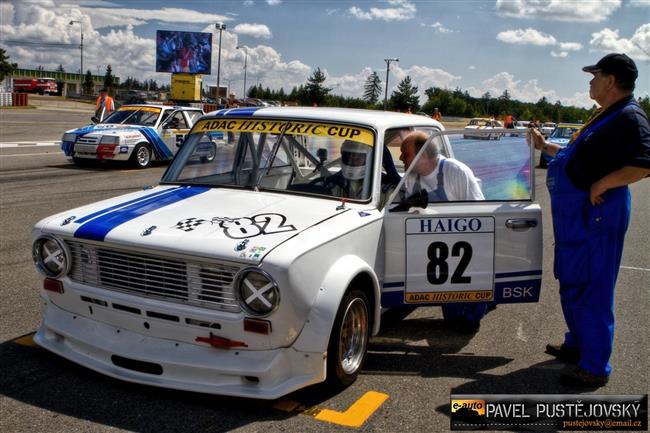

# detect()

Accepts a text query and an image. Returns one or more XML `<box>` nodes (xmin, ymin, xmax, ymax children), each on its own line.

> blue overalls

<box><xmin>423</xmin><ymin>159</ymin><xmax>489</xmax><ymax>324</ymax></box>
<box><xmin>547</xmin><ymin>104</ymin><xmax>632</xmax><ymax>377</ymax></box>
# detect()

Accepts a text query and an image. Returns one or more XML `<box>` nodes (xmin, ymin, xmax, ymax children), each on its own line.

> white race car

<box><xmin>61</xmin><ymin>105</ymin><xmax>207</xmax><ymax>168</ymax></box>
<box><xmin>33</xmin><ymin>107</ymin><xmax>543</xmax><ymax>399</ymax></box>
<box><xmin>463</xmin><ymin>118</ymin><xmax>504</xmax><ymax>140</ymax></box>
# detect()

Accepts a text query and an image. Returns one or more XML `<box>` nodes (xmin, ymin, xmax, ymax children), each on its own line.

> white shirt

<box><xmin>403</xmin><ymin>155</ymin><xmax>484</xmax><ymax>201</ymax></box>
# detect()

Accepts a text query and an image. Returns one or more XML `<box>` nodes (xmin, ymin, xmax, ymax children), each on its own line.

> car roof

<box><xmin>120</xmin><ymin>104</ymin><xmax>202</xmax><ymax>111</ymax></box>
<box><xmin>203</xmin><ymin>106</ymin><xmax>443</xmax><ymax>130</ymax></box>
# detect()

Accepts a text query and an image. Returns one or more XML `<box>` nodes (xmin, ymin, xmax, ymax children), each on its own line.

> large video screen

<box><xmin>156</xmin><ymin>30</ymin><xmax>212</xmax><ymax>74</ymax></box>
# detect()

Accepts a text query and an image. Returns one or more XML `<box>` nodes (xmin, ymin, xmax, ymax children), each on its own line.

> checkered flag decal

<box><xmin>174</xmin><ymin>218</ymin><xmax>207</xmax><ymax>232</ymax></box>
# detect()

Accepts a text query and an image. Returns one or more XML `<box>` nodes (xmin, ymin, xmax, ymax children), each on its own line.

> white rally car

<box><xmin>33</xmin><ymin>107</ymin><xmax>542</xmax><ymax>399</ymax></box>
<box><xmin>61</xmin><ymin>105</ymin><xmax>206</xmax><ymax>168</ymax></box>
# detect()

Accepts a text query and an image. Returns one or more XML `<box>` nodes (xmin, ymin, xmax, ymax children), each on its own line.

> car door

<box><xmin>160</xmin><ymin>111</ymin><xmax>191</xmax><ymax>152</ymax></box>
<box><xmin>381</xmin><ymin>128</ymin><xmax>542</xmax><ymax>308</ymax></box>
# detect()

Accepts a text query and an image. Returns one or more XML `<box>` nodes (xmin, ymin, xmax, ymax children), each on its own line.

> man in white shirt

<box><xmin>399</xmin><ymin>131</ymin><xmax>487</xmax><ymax>333</ymax></box>
<box><xmin>400</xmin><ymin>131</ymin><xmax>484</xmax><ymax>201</ymax></box>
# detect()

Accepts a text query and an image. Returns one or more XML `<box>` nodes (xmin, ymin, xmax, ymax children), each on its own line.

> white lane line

<box><xmin>621</xmin><ymin>266</ymin><xmax>650</xmax><ymax>272</ymax></box>
<box><xmin>0</xmin><ymin>141</ymin><xmax>60</xmax><ymax>148</ymax></box>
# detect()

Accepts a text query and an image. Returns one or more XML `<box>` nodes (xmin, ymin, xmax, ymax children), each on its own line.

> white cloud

<box><xmin>243</xmin><ymin>0</ymin><xmax>254</xmax><ymax>6</ymax></box>
<box><xmin>425</xmin><ymin>22</ymin><xmax>453</xmax><ymax>34</ymax></box>
<box><xmin>0</xmin><ymin>3</ymin><xmax>308</xmax><ymax>92</ymax></box>
<box><xmin>590</xmin><ymin>24</ymin><xmax>650</xmax><ymax>61</ymax></box>
<box><xmin>497</xmin><ymin>28</ymin><xmax>557</xmax><ymax>46</ymax></box>
<box><xmin>629</xmin><ymin>0</ymin><xmax>650</xmax><ymax>7</ymax></box>
<box><xmin>349</xmin><ymin>0</ymin><xmax>416</xmax><ymax>22</ymax></box>
<box><xmin>266</xmin><ymin>0</ymin><xmax>282</xmax><ymax>5</ymax></box>
<box><xmin>559</xmin><ymin>42</ymin><xmax>582</xmax><ymax>51</ymax></box>
<box><xmin>232</xmin><ymin>23</ymin><xmax>272</xmax><ymax>39</ymax></box>
<box><xmin>550</xmin><ymin>51</ymin><xmax>568</xmax><ymax>58</ymax></box>
<box><xmin>469</xmin><ymin>65</ymin><xmax>476</xmax><ymax>70</ymax></box>
<box><xmin>326</xmin><ymin>8</ymin><xmax>339</xmax><ymax>16</ymax></box>
<box><xmin>466</xmin><ymin>71</ymin><xmax>594</xmax><ymax>108</ymax></box>
<box><xmin>80</xmin><ymin>7</ymin><xmax>232</xmax><ymax>29</ymax></box>
<box><xmin>496</xmin><ymin>0</ymin><xmax>621</xmax><ymax>22</ymax></box>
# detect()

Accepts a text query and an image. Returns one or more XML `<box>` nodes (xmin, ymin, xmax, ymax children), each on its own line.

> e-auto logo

<box><xmin>451</xmin><ymin>399</ymin><xmax>486</xmax><ymax>417</ymax></box>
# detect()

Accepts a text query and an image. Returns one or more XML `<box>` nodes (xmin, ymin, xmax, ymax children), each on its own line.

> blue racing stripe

<box><xmin>74</xmin><ymin>186</ymin><xmax>209</xmax><ymax>241</ymax></box>
<box><xmin>140</xmin><ymin>127</ymin><xmax>173</xmax><ymax>159</ymax></box>
<box><xmin>75</xmin><ymin>187</ymin><xmax>182</xmax><ymax>224</ymax></box>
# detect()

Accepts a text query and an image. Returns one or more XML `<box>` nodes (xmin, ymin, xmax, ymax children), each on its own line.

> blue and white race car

<box><xmin>61</xmin><ymin>105</ymin><xmax>208</xmax><ymax>168</ymax></box>
<box><xmin>539</xmin><ymin>123</ymin><xmax>582</xmax><ymax>168</ymax></box>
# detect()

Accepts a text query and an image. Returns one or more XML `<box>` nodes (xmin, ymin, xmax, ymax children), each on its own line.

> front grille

<box><xmin>77</xmin><ymin>136</ymin><xmax>100</xmax><ymax>145</ymax></box>
<box><xmin>67</xmin><ymin>241</ymin><xmax>241</xmax><ymax>312</ymax></box>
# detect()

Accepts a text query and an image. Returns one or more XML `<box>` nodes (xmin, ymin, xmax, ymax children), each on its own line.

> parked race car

<box><xmin>540</xmin><ymin>122</ymin><xmax>557</xmax><ymax>136</ymax></box>
<box><xmin>33</xmin><ymin>107</ymin><xmax>542</xmax><ymax>399</ymax></box>
<box><xmin>463</xmin><ymin>118</ymin><xmax>504</xmax><ymax>140</ymax></box>
<box><xmin>61</xmin><ymin>105</ymin><xmax>208</xmax><ymax>168</ymax></box>
<box><xmin>539</xmin><ymin>122</ymin><xmax>582</xmax><ymax>168</ymax></box>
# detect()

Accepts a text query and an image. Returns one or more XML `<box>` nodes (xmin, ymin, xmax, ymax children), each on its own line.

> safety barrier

<box><xmin>11</xmin><ymin>93</ymin><xmax>29</xmax><ymax>106</ymax></box>
<box><xmin>0</xmin><ymin>92</ymin><xmax>12</xmax><ymax>106</ymax></box>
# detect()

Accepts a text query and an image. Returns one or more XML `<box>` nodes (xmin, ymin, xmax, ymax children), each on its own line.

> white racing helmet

<box><xmin>340</xmin><ymin>140</ymin><xmax>371</xmax><ymax>181</ymax></box>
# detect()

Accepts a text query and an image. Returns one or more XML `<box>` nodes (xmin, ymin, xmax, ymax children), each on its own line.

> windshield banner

<box><xmin>117</xmin><ymin>106</ymin><xmax>161</xmax><ymax>113</ymax></box>
<box><xmin>193</xmin><ymin>118</ymin><xmax>375</xmax><ymax>146</ymax></box>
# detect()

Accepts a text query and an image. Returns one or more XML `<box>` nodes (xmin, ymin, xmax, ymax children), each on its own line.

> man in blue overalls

<box><xmin>399</xmin><ymin>131</ymin><xmax>487</xmax><ymax>333</ymax></box>
<box><xmin>529</xmin><ymin>53</ymin><xmax>650</xmax><ymax>387</ymax></box>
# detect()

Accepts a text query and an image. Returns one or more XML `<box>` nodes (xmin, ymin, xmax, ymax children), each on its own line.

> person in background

<box><xmin>432</xmin><ymin>107</ymin><xmax>442</xmax><ymax>121</ymax></box>
<box><xmin>528</xmin><ymin>53</ymin><xmax>650</xmax><ymax>387</ymax></box>
<box><xmin>95</xmin><ymin>88</ymin><xmax>115</xmax><ymax>122</ymax></box>
<box><xmin>399</xmin><ymin>131</ymin><xmax>487</xmax><ymax>333</ymax></box>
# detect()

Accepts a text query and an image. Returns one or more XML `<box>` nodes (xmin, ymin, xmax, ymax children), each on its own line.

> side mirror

<box><xmin>389</xmin><ymin>189</ymin><xmax>428</xmax><ymax>212</ymax></box>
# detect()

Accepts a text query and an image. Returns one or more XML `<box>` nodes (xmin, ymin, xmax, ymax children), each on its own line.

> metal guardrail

<box><xmin>0</xmin><ymin>92</ymin><xmax>12</xmax><ymax>107</ymax></box>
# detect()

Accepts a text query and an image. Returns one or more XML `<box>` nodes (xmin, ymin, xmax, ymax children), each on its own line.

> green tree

<box><xmin>638</xmin><ymin>96</ymin><xmax>650</xmax><ymax>117</ymax></box>
<box><xmin>390</xmin><ymin>75</ymin><xmax>419</xmax><ymax>111</ymax></box>
<box><xmin>56</xmin><ymin>64</ymin><xmax>65</xmax><ymax>73</ymax></box>
<box><xmin>103</xmin><ymin>64</ymin><xmax>115</xmax><ymax>92</ymax></box>
<box><xmin>303</xmin><ymin>67</ymin><xmax>330</xmax><ymax>106</ymax></box>
<box><xmin>83</xmin><ymin>70</ymin><xmax>94</xmax><ymax>95</ymax></box>
<box><xmin>363</xmin><ymin>71</ymin><xmax>382</xmax><ymax>105</ymax></box>
<box><xmin>0</xmin><ymin>48</ymin><xmax>17</xmax><ymax>82</ymax></box>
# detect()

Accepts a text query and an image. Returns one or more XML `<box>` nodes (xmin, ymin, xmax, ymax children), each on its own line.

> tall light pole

<box><xmin>69</xmin><ymin>20</ymin><xmax>84</xmax><ymax>93</ymax></box>
<box><xmin>383</xmin><ymin>58</ymin><xmax>398</xmax><ymax>110</ymax></box>
<box><xmin>236</xmin><ymin>45</ymin><xmax>248</xmax><ymax>98</ymax></box>
<box><xmin>215</xmin><ymin>22</ymin><xmax>226</xmax><ymax>106</ymax></box>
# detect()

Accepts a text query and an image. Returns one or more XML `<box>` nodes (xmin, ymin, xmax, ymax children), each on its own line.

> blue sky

<box><xmin>1</xmin><ymin>0</ymin><xmax>648</xmax><ymax>107</ymax></box>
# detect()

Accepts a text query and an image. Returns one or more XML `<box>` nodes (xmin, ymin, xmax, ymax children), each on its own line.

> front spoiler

<box><xmin>35</xmin><ymin>299</ymin><xmax>326</xmax><ymax>399</ymax></box>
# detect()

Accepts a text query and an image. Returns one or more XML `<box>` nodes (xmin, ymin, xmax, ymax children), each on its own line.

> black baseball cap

<box><xmin>582</xmin><ymin>53</ymin><xmax>638</xmax><ymax>84</ymax></box>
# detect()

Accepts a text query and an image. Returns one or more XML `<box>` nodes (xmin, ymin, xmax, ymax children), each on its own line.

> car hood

<box><xmin>65</xmin><ymin>124</ymin><xmax>151</xmax><ymax>135</ymax></box>
<box><xmin>38</xmin><ymin>186</ymin><xmax>348</xmax><ymax>263</ymax></box>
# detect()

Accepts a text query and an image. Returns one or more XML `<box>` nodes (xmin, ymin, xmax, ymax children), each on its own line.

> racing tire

<box><xmin>131</xmin><ymin>143</ymin><xmax>152</xmax><ymax>169</ymax></box>
<box><xmin>200</xmin><ymin>142</ymin><xmax>217</xmax><ymax>163</ymax></box>
<box><xmin>326</xmin><ymin>289</ymin><xmax>370</xmax><ymax>389</ymax></box>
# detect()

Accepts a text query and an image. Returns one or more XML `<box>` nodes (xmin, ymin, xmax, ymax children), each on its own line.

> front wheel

<box><xmin>131</xmin><ymin>143</ymin><xmax>152</xmax><ymax>168</ymax></box>
<box><xmin>326</xmin><ymin>290</ymin><xmax>370</xmax><ymax>388</ymax></box>
<box><xmin>200</xmin><ymin>142</ymin><xmax>217</xmax><ymax>163</ymax></box>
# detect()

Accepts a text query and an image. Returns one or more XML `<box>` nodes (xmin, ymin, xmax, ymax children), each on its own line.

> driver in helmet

<box><xmin>324</xmin><ymin>140</ymin><xmax>372</xmax><ymax>199</ymax></box>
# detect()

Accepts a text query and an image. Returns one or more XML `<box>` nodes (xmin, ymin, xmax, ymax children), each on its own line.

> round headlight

<box><xmin>32</xmin><ymin>235</ymin><xmax>71</xmax><ymax>278</ymax></box>
<box><xmin>235</xmin><ymin>268</ymin><xmax>279</xmax><ymax>316</ymax></box>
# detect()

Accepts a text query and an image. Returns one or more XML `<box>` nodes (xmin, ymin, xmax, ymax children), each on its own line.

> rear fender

<box><xmin>292</xmin><ymin>255</ymin><xmax>381</xmax><ymax>353</ymax></box>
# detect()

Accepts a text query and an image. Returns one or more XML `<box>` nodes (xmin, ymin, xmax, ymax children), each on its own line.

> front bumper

<box><xmin>35</xmin><ymin>299</ymin><xmax>326</xmax><ymax>399</ymax></box>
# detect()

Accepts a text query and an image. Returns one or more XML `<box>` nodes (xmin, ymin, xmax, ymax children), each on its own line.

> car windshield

<box><xmin>550</xmin><ymin>126</ymin><xmax>580</xmax><ymax>139</ymax></box>
<box><xmin>102</xmin><ymin>107</ymin><xmax>162</xmax><ymax>126</ymax></box>
<box><xmin>163</xmin><ymin>118</ymin><xmax>376</xmax><ymax>201</ymax></box>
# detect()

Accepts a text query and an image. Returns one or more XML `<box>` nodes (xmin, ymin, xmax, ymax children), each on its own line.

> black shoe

<box><xmin>560</xmin><ymin>366</ymin><xmax>609</xmax><ymax>387</ymax></box>
<box><xmin>545</xmin><ymin>343</ymin><xmax>580</xmax><ymax>363</ymax></box>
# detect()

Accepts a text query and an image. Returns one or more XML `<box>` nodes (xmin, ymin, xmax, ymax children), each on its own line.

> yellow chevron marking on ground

<box><xmin>13</xmin><ymin>332</ymin><xmax>37</xmax><ymax>347</ymax></box>
<box><xmin>310</xmin><ymin>391</ymin><xmax>389</xmax><ymax>428</ymax></box>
